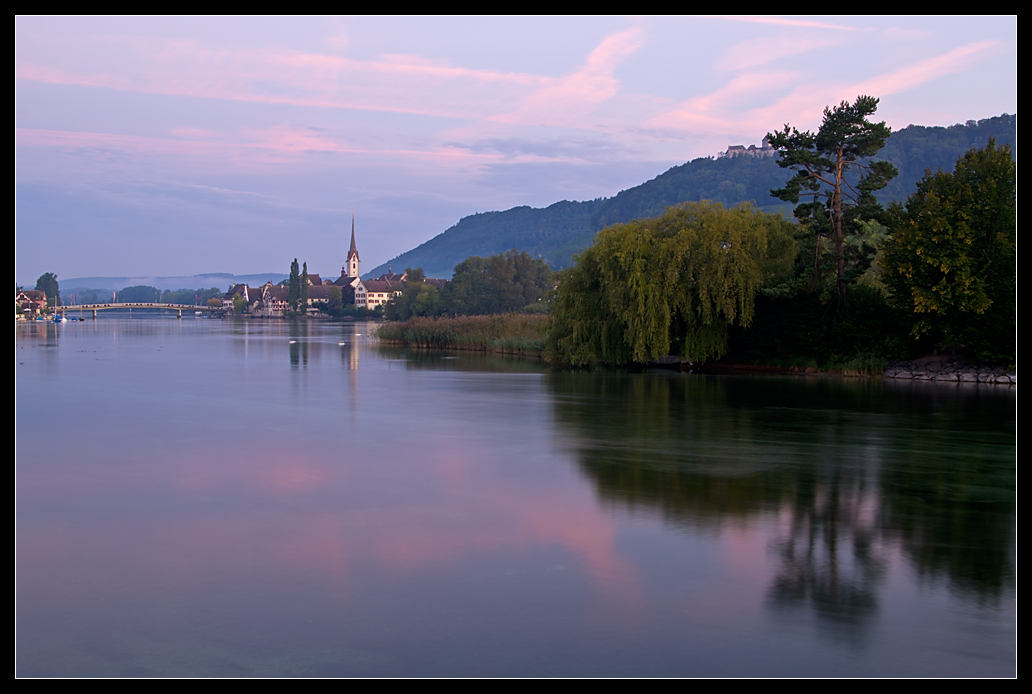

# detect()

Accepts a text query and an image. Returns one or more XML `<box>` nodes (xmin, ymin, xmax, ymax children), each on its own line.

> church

<box><xmin>332</xmin><ymin>215</ymin><xmax>405</xmax><ymax>309</ymax></box>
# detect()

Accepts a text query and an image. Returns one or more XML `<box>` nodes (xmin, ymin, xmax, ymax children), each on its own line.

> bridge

<box><xmin>55</xmin><ymin>303</ymin><xmax>226</xmax><ymax>318</ymax></box>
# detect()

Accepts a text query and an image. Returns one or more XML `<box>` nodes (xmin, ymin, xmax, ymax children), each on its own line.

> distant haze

<box><xmin>59</xmin><ymin>273</ymin><xmax>287</xmax><ymax>293</ymax></box>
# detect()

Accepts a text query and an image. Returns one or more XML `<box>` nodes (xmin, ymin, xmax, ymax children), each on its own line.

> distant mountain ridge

<box><xmin>368</xmin><ymin>114</ymin><xmax>1016</xmax><ymax>279</ymax></box>
<box><xmin>59</xmin><ymin>272</ymin><xmax>287</xmax><ymax>293</ymax></box>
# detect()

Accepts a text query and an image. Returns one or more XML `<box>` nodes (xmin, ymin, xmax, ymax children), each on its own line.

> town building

<box><xmin>16</xmin><ymin>289</ymin><xmax>47</xmax><ymax>317</ymax></box>
<box><xmin>204</xmin><ymin>214</ymin><xmax>442</xmax><ymax>317</ymax></box>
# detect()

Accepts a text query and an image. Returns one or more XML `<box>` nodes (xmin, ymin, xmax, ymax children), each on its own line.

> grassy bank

<box><xmin>375</xmin><ymin>314</ymin><xmax>548</xmax><ymax>357</ymax></box>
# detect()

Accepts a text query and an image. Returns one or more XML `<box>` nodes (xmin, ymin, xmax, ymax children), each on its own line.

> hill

<box><xmin>367</xmin><ymin>114</ymin><xmax>1016</xmax><ymax>278</ymax></box>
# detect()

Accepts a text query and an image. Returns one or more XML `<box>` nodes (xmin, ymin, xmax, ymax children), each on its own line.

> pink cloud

<box><xmin>493</xmin><ymin>27</ymin><xmax>645</xmax><ymax>128</ymax></box>
<box><xmin>647</xmin><ymin>40</ymin><xmax>1002</xmax><ymax>140</ymax></box>
<box><xmin>645</xmin><ymin>70</ymin><xmax>799</xmax><ymax>134</ymax></box>
<box><xmin>16</xmin><ymin>34</ymin><xmax>549</xmax><ymax>123</ymax></box>
<box><xmin>16</xmin><ymin>126</ymin><xmax>505</xmax><ymax>175</ymax></box>
<box><xmin>715</xmin><ymin>35</ymin><xmax>844</xmax><ymax>72</ymax></box>
<box><xmin>17</xmin><ymin>28</ymin><xmax>647</xmax><ymax>130</ymax></box>
<box><xmin>717</xmin><ymin>16</ymin><xmax>864</xmax><ymax>31</ymax></box>
<box><xmin>848</xmin><ymin>40</ymin><xmax>1000</xmax><ymax>97</ymax></box>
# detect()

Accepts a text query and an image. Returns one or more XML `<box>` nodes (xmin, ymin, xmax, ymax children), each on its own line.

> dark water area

<box><xmin>16</xmin><ymin>318</ymin><xmax>1015</xmax><ymax>677</ymax></box>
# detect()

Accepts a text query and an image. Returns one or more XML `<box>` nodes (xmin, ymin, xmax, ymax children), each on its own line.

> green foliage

<box><xmin>288</xmin><ymin>259</ymin><xmax>300</xmax><ymax>313</ymax></box>
<box><xmin>767</xmin><ymin>95</ymin><xmax>897</xmax><ymax>301</ymax></box>
<box><xmin>232</xmin><ymin>294</ymin><xmax>246</xmax><ymax>314</ymax></box>
<box><xmin>546</xmin><ymin>201</ymin><xmax>797</xmax><ymax>366</ymax></box>
<box><xmin>157</xmin><ymin>287</ymin><xmax>223</xmax><ymax>305</ymax></box>
<box><xmin>447</xmin><ymin>250</ymin><xmax>554</xmax><ymax>316</ymax></box>
<box><xmin>385</xmin><ymin>252</ymin><xmax>554</xmax><ymax>320</ymax></box>
<box><xmin>377</xmin><ymin>314</ymin><xmax>548</xmax><ymax>355</ymax></box>
<box><xmin>35</xmin><ymin>272</ymin><xmax>60</xmax><ymax>307</ymax></box>
<box><xmin>729</xmin><ymin>284</ymin><xmax>916</xmax><ymax>368</ymax></box>
<box><xmin>877</xmin><ymin>114</ymin><xmax>1016</xmax><ymax>202</ymax></box>
<box><xmin>117</xmin><ymin>285</ymin><xmax>160</xmax><ymax>303</ymax></box>
<box><xmin>881</xmin><ymin>138</ymin><xmax>1016</xmax><ymax>364</ymax></box>
<box><xmin>327</xmin><ymin>286</ymin><xmax>343</xmax><ymax>316</ymax></box>
<box><xmin>300</xmin><ymin>262</ymin><xmax>309</xmax><ymax>313</ymax></box>
<box><xmin>384</xmin><ymin>268</ymin><xmax>445</xmax><ymax>321</ymax></box>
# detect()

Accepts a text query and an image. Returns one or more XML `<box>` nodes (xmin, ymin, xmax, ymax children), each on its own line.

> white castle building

<box><xmin>718</xmin><ymin>136</ymin><xmax>776</xmax><ymax>159</ymax></box>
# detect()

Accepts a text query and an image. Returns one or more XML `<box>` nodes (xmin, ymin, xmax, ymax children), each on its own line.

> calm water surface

<box><xmin>16</xmin><ymin>318</ymin><xmax>1015</xmax><ymax>676</ymax></box>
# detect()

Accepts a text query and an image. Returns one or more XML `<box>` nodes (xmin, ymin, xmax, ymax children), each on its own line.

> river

<box><xmin>15</xmin><ymin>317</ymin><xmax>1015</xmax><ymax>676</ymax></box>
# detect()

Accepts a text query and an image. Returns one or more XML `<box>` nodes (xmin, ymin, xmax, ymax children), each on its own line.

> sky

<box><xmin>15</xmin><ymin>16</ymin><xmax>1017</xmax><ymax>285</ymax></box>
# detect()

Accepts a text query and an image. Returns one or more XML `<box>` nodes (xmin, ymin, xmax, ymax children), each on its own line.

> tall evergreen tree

<box><xmin>767</xmin><ymin>95</ymin><xmax>897</xmax><ymax>302</ymax></box>
<box><xmin>288</xmin><ymin>258</ymin><xmax>300</xmax><ymax>313</ymax></box>
<box><xmin>300</xmin><ymin>262</ymin><xmax>309</xmax><ymax>314</ymax></box>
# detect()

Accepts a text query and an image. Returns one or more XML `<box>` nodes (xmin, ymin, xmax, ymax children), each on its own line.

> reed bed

<box><xmin>375</xmin><ymin>314</ymin><xmax>548</xmax><ymax>357</ymax></box>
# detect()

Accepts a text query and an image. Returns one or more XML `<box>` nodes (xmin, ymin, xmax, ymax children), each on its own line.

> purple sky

<box><xmin>15</xmin><ymin>16</ymin><xmax>1016</xmax><ymax>285</ymax></box>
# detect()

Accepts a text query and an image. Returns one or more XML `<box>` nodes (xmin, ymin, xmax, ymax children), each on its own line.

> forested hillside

<box><xmin>368</xmin><ymin>114</ymin><xmax>1015</xmax><ymax>278</ymax></box>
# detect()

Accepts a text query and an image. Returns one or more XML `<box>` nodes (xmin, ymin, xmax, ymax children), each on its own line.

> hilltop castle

<box><xmin>718</xmin><ymin>136</ymin><xmax>775</xmax><ymax>159</ymax></box>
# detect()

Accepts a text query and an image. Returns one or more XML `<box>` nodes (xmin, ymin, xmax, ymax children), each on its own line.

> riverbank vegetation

<box><xmin>384</xmin><ymin>250</ymin><xmax>554</xmax><ymax>321</ymax></box>
<box><xmin>376</xmin><ymin>99</ymin><xmax>1014</xmax><ymax>374</ymax></box>
<box><xmin>543</xmin><ymin>100</ymin><xmax>1015</xmax><ymax>372</ymax></box>
<box><xmin>546</xmin><ymin>200</ymin><xmax>797</xmax><ymax>365</ymax></box>
<box><xmin>376</xmin><ymin>314</ymin><xmax>548</xmax><ymax>357</ymax></box>
<box><xmin>381</xmin><ymin>135</ymin><xmax>1014</xmax><ymax>373</ymax></box>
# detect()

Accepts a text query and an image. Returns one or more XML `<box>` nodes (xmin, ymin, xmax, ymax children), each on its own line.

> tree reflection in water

<box><xmin>547</xmin><ymin>371</ymin><xmax>1014</xmax><ymax>642</ymax></box>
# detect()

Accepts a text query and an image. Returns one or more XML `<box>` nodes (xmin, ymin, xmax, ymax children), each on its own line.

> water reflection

<box><xmin>546</xmin><ymin>371</ymin><xmax>1015</xmax><ymax>638</ymax></box>
<box><xmin>16</xmin><ymin>321</ymin><xmax>1015</xmax><ymax>676</ymax></box>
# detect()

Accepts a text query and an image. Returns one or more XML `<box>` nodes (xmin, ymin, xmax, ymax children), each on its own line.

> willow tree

<box><xmin>546</xmin><ymin>201</ymin><xmax>796</xmax><ymax>365</ymax></box>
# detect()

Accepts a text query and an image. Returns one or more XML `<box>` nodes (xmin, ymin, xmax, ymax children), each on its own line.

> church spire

<box><xmin>345</xmin><ymin>211</ymin><xmax>360</xmax><ymax>278</ymax></box>
<box><xmin>348</xmin><ymin>212</ymin><xmax>359</xmax><ymax>262</ymax></box>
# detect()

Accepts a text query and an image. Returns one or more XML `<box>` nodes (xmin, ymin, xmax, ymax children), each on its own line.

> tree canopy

<box><xmin>35</xmin><ymin>273</ymin><xmax>60</xmax><ymax>307</ymax></box>
<box><xmin>881</xmin><ymin>138</ymin><xmax>1015</xmax><ymax>364</ymax></box>
<box><xmin>767</xmin><ymin>96</ymin><xmax>897</xmax><ymax>301</ymax></box>
<box><xmin>384</xmin><ymin>250</ymin><xmax>554</xmax><ymax>321</ymax></box>
<box><xmin>447</xmin><ymin>250</ymin><xmax>554</xmax><ymax>316</ymax></box>
<box><xmin>116</xmin><ymin>285</ymin><xmax>161</xmax><ymax>303</ymax></box>
<box><xmin>546</xmin><ymin>201</ymin><xmax>797</xmax><ymax>365</ymax></box>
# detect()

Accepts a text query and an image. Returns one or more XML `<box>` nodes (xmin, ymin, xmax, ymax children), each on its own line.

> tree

<box><xmin>117</xmin><ymin>285</ymin><xmax>160</xmax><ymax>303</ymax></box>
<box><xmin>35</xmin><ymin>272</ymin><xmax>61</xmax><ymax>308</ymax></box>
<box><xmin>384</xmin><ymin>268</ymin><xmax>446</xmax><ymax>321</ymax></box>
<box><xmin>447</xmin><ymin>250</ymin><xmax>554</xmax><ymax>315</ymax></box>
<box><xmin>288</xmin><ymin>258</ymin><xmax>300</xmax><ymax>313</ymax></box>
<box><xmin>327</xmin><ymin>286</ymin><xmax>343</xmax><ymax>316</ymax></box>
<box><xmin>547</xmin><ymin>201</ymin><xmax>797</xmax><ymax>365</ymax></box>
<box><xmin>300</xmin><ymin>262</ymin><xmax>309</xmax><ymax>314</ymax></box>
<box><xmin>881</xmin><ymin>138</ymin><xmax>1015</xmax><ymax>364</ymax></box>
<box><xmin>767</xmin><ymin>95</ymin><xmax>898</xmax><ymax>301</ymax></box>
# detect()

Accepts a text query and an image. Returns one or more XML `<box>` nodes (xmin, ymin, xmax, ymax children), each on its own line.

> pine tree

<box><xmin>767</xmin><ymin>96</ymin><xmax>897</xmax><ymax>302</ymax></box>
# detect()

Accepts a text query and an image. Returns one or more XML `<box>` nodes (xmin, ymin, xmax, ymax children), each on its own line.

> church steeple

<box><xmin>345</xmin><ymin>212</ymin><xmax>360</xmax><ymax>278</ymax></box>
